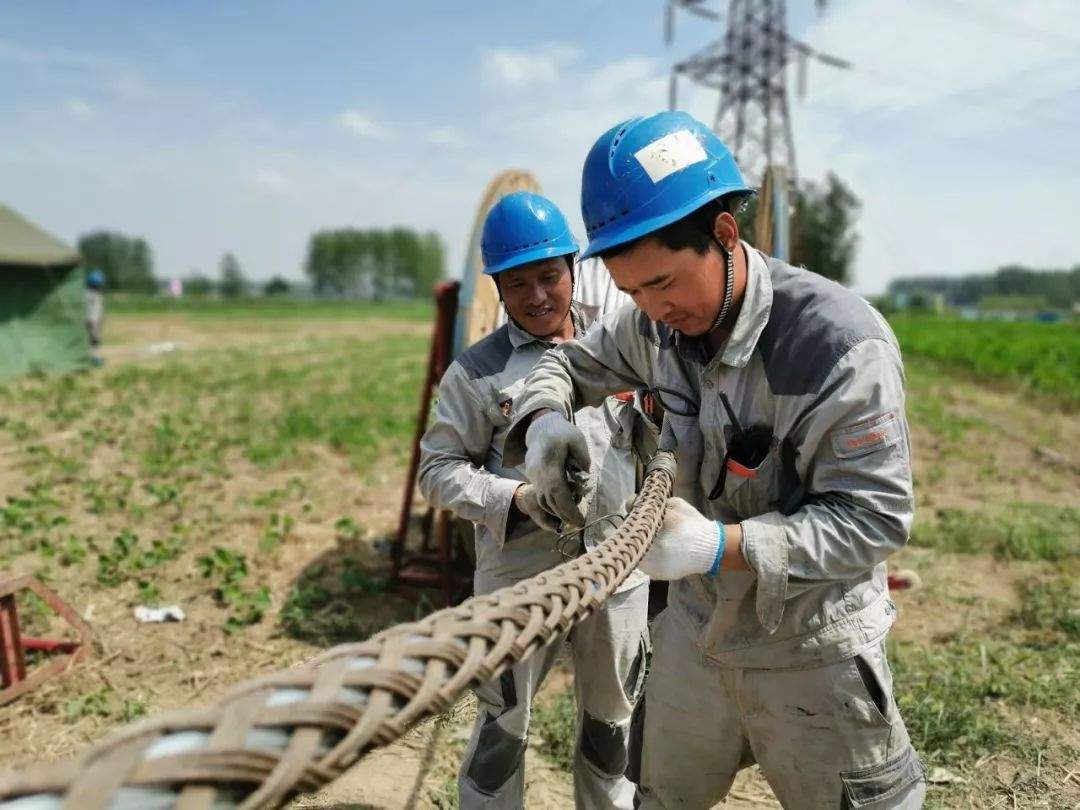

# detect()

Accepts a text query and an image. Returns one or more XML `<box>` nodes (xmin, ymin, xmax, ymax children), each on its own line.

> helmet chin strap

<box><xmin>709</xmin><ymin>237</ymin><xmax>736</xmax><ymax>333</ymax></box>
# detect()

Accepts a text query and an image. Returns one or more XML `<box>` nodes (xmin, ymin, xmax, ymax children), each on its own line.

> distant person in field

<box><xmin>503</xmin><ymin>112</ymin><xmax>926</xmax><ymax>807</ymax></box>
<box><xmin>85</xmin><ymin>268</ymin><xmax>105</xmax><ymax>364</ymax></box>
<box><xmin>419</xmin><ymin>191</ymin><xmax>650</xmax><ymax>809</ymax></box>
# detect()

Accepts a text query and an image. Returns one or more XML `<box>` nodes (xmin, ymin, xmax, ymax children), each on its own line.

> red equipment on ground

<box><xmin>0</xmin><ymin>575</ymin><xmax>91</xmax><ymax>705</ymax></box>
<box><xmin>389</xmin><ymin>281</ymin><xmax>474</xmax><ymax>606</ymax></box>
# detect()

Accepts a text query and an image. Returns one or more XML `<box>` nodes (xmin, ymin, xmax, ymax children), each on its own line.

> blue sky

<box><xmin>3</xmin><ymin>1</ymin><xmax>1078</xmax><ymax>293</ymax></box>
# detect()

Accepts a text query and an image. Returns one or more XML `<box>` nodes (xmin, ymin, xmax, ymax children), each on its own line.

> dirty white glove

<box><xmin>524</xmin><ymin>411</ymin><xmax>593</xmax><ymax>527</ymax></box>
<box><xmin>640</xmin><ymin>497</ymin><xmax>725</xmax><ymax>581</ymax></box>
<box><xmin>512</xmin><ymin>484</ymin><xmax>560</xmax><ymax>533</ymax></box>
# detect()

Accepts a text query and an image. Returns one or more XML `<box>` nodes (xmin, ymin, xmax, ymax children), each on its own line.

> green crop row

<box><xmin>888</xmin><ymin>316</ymin><xmax>1079</xmax><ymax>406</ymax></box>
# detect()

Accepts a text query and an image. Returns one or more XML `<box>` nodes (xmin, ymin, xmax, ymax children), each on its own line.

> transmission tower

<box><xmin>666</xmin><ymin>0</ymin><xmax>850</xmax><ymax>184</ymax></box>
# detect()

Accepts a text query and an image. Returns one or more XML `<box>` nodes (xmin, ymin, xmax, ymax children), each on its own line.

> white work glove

<box><xmin>640</xmin><ymin>497</ymin><xmax>725</xmax><ymax>581</ymax></box>
<box><xmin>512</xmin><ymin>484</ymin><xmax>560</xmax><ymax>533</ymax></box>
<box><xmin>524</xmin><ymin>411</ymin><xmax>593</xmax><ymax>527</ymax></box>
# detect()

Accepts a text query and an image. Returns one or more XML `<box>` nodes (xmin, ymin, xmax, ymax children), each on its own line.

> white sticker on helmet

<box><xmin>634</xmin><ymin>130</ymin><xmax>707</xmax><ymax>183</ymax></box>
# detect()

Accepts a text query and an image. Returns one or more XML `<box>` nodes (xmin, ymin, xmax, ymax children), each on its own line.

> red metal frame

<box><xmin>0</xmin><ymin>575</ymin><xmax>91</xmax><ymax>705</ymax></box>
<box><xmin>390</xmin><ymin>281</ymin><xmax>473</xmax><ymax>606</ymax></box>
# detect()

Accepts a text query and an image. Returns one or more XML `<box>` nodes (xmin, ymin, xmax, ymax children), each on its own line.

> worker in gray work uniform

<box><xmin>418</xmin><ymin>190</ymin><xmax>650</xmax><ymax>809</ymax></box>
<box><xmin>502</xmin><ymin>112</ymin><xmax>926</xmax><ymax>808</ymax></box>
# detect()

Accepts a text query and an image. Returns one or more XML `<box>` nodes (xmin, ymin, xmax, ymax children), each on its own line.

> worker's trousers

<box><xmin>637</xmin><ymin>609</ymin><xmax>926</xmax><ymax>809</ymax></box>
<box><xmin>459</xmin><ymin>576</ymin><xmax>649</xmax><ymax>810</ymax></box>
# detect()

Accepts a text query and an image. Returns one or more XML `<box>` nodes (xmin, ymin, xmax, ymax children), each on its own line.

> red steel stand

<box><xmin>0</xmin><ymin>575</ymin><xmax>91</xmax><ymax>705</ymax></box>
<box><xmin>389</xmin><ymin>281</ymin><xmax>474</xmax><ymax>606</ymax></box>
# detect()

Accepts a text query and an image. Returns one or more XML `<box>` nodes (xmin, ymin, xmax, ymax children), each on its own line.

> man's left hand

<box><xmin>513</xmin><ymin>484</ymin><xmax>561</xmax><ymax>534</ymax></box>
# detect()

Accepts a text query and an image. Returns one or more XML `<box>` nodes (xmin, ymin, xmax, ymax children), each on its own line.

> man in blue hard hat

<box><xmin>418</xmin><ymin>191</ymin><xmax>650</xmax><ymax>809</ymax></box>
<box><xmin>502</xmin><ymin>113</ymin><xmax>926</xmax><ymax>807</ymax></box>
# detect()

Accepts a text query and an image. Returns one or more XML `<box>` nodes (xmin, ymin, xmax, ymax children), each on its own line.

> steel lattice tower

<box><xmin>666</xmin><ymin>0</ymin><xmax>849</xmax><ymax>184</ymax></box>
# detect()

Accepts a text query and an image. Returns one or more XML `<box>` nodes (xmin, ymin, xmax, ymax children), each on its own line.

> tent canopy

<box><xmin>0</xmin><ymin>204</ymin><xmax>88</xmax><ymax>381</ymax></box>
<box><xmin>0</xmin><ymin>204</ymin><xmax>80</xmax><ymax>268</ymax></box>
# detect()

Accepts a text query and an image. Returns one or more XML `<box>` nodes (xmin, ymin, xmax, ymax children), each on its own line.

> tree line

<box><xmin>888</xmin><ymin>265</ymin><xmax>1080</xmax><ymax>308</ymax></box>
<box><xmin>74</xmin><ymin>227</ymin><xmax>446</xmax><ymax>298</ymax></box>
<box><xmin>303</xmin><ymin>228</ymin><xmax>445</xmax><ymax>299</ymax></box>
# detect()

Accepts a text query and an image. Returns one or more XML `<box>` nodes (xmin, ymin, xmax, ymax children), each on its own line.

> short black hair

<box><xmin>598</xmin><ymin>190</ymin><xmax>753</xmax><ymax>261</ymax></box>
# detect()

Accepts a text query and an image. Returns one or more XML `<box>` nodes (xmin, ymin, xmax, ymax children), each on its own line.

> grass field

<box><xmin>1</xmin><ymin>299</ymin><xmax>1077</xmax><ymax>808</ymax></box>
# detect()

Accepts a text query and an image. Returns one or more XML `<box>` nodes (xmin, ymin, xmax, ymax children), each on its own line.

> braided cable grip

<box><xmin>0</xmin><ymin>461</ymin><xmax>674</xmax><ymax>810</ymax></box>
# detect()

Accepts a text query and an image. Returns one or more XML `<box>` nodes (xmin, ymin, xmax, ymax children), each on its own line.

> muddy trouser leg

<box><xmin>745</xmin><ymin>639</ymin><xmax>926</xmax><ymax>809</ymax></box>
<box><xmin>458</xmin><ymin>636</ymin><xmax>564</xmax><ymax>809</ymax></box>
<box><xmin>636</xmin><ymin>609</ymin><xmax>753</xmax><ymax>809</ymax></box>
<box><xmin>568</xmin><ymin>581</ymin><xmax>649</xmax><ymax>810</ymax></box>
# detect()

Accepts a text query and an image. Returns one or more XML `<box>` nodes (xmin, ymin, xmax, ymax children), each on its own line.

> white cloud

<box><xmin>252</xmin><ymin>168</ymin><xmax>286</xmax><ymax>190</ymax></box>
<box><xmin>110</xmin><ymin>73</ymin><xmax>159</xmax><ymax>102</ymax></box>
<box><xmin>425</xmin><ymin>126</ymin><xmax>468</xmax><ymax>148</ymax></box>
<box><xmin>336</xmin><ymin>110</ymin><xmax>391</xmax><ymax>140</ymax></box>
<box><xmin>584</xmin><ymin>56</ymin><xmax>661</xmax><ymax>98</ymax></box>
<box><xmin>783</xmin><ymin>0</ymin><xmax>1080</xmax><ymax>291</ymax></box>
<box><xmin>64</xmin><ymin>98</ymin><xmax>94</xmax><ymax>119</ymax></box>
<box><xmin>0</xmin><ymin>38</ymin><xmax>107</xmax><ymax>69</ymax></box>
<box><xmin>482</xmin><ymin>44</ymin><xmax>579</xmax><ymax>89</ymax></box>
<box><xmin>801</xmin><ymin>0</ymin><xmax>1079</xmax><ymax>123</ymax></box>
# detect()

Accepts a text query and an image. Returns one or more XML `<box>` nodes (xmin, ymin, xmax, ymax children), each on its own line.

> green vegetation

<box><xmin>892</xmin><ymin>637</ymin><xmax>1078</xmax><ymax>758</ymax></box>
<box><xmin>1014</xmin><ymin>578</ymin><xmax>1080</xmax><ymax>638</ymax></box>
<box><xmin>0</xmin><ymin>303</ymin><xmax>426</xmax><ymax>638</ymax></box>
<box><xmin>531</xmin><ymin>689</ymin><xmax>578</xmax><ymax>772</ymax></box>
<box><xmin>737</xmin><ymin>172</ymin><xmax>860</xmax><ymax>284</ymax></box>
<box><xmin>304</xmin><ymin>227</ymin><xmax>445</xmax><ymax>298</ymax></box>
<box><xmin>890</xmin><ymin>316</ymin><xmax>1080</xmax><ymax>405</ymax></box>
<box><xmin>911</xmin><ymin>504</ymin><xmax>1079</xmax><ymax>561</ymax></box>
<box><xmin>77</xmin><ymin>230</ymin><xmax>156</xmax><ymax>293</ymax></box>
<box><xmin>105</xmin><ymin>295</ymin><xmax>432</xmax><ymax>320</ymax></box>
<box><xmin>888</xmin><ymin>264</ymin><xmax>1080</xmax><ymax>310</ymax></box>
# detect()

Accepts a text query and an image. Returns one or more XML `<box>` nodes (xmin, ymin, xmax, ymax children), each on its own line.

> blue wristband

<box><xmin>707</xmin><ymin>521</ymin><xmax>726</xmax><ymax>578</ymax></box>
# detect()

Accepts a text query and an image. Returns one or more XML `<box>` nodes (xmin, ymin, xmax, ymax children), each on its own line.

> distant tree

<box><xmin>888</xmin><ymin>265</ymin><xmax>1080</xmax><ymax>309</ymax></box>
<box><xmin>183</xmin><ymin>274</ymin><xmax>214</xmax><ymax>295</ymax></box>
<box><xmin>219</xmin><ymin>252</ymin><xmax>246</xmax><ymax>298</ymax></box>
<box><xmin>264</xmin><ymin>275</ymin><xmax>291</xmax><ymax>296</ymax></box>
<box><xmin>303</xmin><ymin>227</ymin><xmax>444</xmax><ymax>299</ymax></box>
<box><xmin>734</xmin><ymin>173</ymin><xmax>860</xmax><ymax>285</ymax></box>
<box><xmin>77</xmin><ymin>230</ymin><xmax>157</xmax><ymax>292</ymax></box>
<box><xmin>418</xmin><ymin>232</ymin><xmax>446</xmax><ymax>294</ymax></box>
<box><xmin>184</xmin><ymin>273</ymin><xmax>215</xmax><ymax>297</ymax></box>
<box><xmin>790</xmin><ymin>173</ymin><xmax>860</xmax><ymax>285</ymax></box>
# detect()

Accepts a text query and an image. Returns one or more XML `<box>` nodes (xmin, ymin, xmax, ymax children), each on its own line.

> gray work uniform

<box><xmin>419</xmin><ymin>302</ymin><xmax>649</xmax><ymax>809</ymax></box>
<box><xmin>503</xmin><ymin>245</ymin><xmax>926</xmax><ymax>808</ymax></box>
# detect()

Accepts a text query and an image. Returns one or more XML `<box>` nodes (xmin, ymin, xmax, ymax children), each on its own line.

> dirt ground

<box><xmin>1</xmin><ymin>308</ymin><xmax>1077</xmax><ymax>808</ymax></box>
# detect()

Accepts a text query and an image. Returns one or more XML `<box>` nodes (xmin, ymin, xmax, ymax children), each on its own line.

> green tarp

<box><xmin>0</xmin><ymin>205</ymin><xmax>90</xmax><ymax>381</ymax></box>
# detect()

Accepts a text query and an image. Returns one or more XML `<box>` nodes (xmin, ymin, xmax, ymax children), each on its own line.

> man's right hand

<box><xmin>524</xmin><ymin>411</ymin><xmax>592</xmax><ymax>527</ymax></box>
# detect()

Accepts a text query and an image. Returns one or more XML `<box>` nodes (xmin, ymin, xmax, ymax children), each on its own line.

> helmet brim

<box><xmin>483</xmin><ymin>243</ymin><xmax>578</xmax><ymax>276</ymax></box>
<box><xmin>580</xmin><ymin>181</ymin><xmax>751</xmax><ymax>260</ymax></box>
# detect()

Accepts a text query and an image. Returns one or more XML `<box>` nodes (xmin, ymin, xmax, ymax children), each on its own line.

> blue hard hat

<box><xmin>481</xmin><ymin>191</ymin><xmax>579</xmax><ymax>276</ymax></box>
<box><xmin>86</xmin><ymin>269</ymin><xmax>105</xmax><ymax>288</ymax></box>
<box><xmin>579</xmin><ymin>111</ymin><xmax>752</xmax><ymax>259</ymax></box>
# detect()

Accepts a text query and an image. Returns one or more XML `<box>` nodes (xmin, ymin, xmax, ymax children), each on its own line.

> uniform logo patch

<box><xmin>831</xmin><ymin>412</ymin><xmax>901</xmax><ymax>459</ymax></box>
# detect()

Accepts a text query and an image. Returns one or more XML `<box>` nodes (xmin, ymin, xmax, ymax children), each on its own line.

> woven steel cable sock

<box><xmin>0</xmin><ymin>462</ymin><xmax>674</xmax><ymax>810</ymax></box>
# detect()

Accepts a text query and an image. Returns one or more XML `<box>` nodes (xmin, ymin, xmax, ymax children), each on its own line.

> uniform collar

<box><xmin>506</xmin><ymin>301</ymin><xmax>589</xmax><ymax>349</ymax></box>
